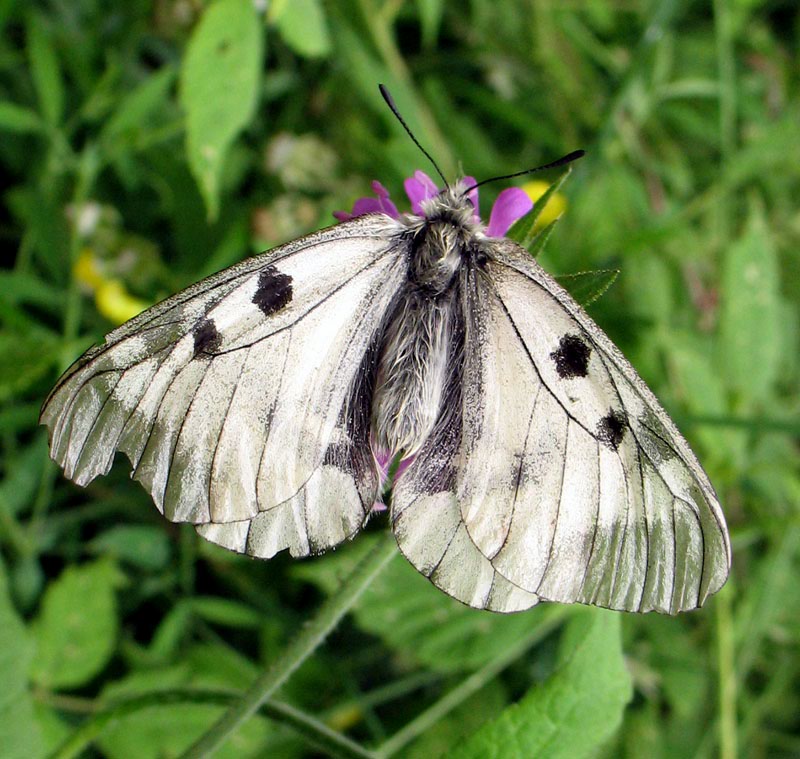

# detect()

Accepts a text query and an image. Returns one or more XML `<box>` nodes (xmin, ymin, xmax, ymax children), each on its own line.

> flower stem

<box><xmin>179</xmin><ymin>531</ymin><xmax>398</xmax><ymax>758</ymax></box>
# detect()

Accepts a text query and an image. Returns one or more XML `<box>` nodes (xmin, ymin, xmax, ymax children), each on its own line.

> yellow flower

<box><xmin>94</xmin><ymin>279</ymin><xmax>150</xmax><ymax>324</ymax></box>
<box><xmin>521</xmin><ymin>180</ymin><xmax>567</xmax><ymax>229</ymax></box>
<box><xmin>74</xmin><ymin>249</ymin><xmax>149</xmax><ymax>324</ymax></box>
<box><xmin>73</xmin><ymin>248</ymin><xmax>106</xmax><ymax>291</ymax></box>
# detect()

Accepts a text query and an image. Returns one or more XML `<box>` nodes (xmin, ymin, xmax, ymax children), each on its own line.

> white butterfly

<box><xmin>40</xmin><ymin>116</ymin><xmax>729</xmax><ymax>615</ymax></box>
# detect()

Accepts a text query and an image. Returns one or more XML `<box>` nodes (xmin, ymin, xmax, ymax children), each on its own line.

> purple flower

<box><xmin>334</xmin><ymin>170</ymin><xmax>533</xmax><ymax>238</ymax></box>
<box><xmin>333</xmin><ymin>181</ymin><xmax>398</xmax><ymax>221</ymax></box>
<box><xmin>371</xmin><ymin>449</ymin><xmax>416</xmax><ymax>512</ymax></box>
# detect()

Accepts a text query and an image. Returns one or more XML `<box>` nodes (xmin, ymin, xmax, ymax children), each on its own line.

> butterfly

<box><xmin>41</xmin><ymin>90</ymin><xmax>730</xmax><ymax>615</ymax></box>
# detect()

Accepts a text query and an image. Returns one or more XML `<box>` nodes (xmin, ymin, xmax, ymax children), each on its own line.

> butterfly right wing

<box><xmin>392</xmin><ymin>250</ymin><xmax>728</xmax><ymax>614</ymax></box>
<box><xmin>388</xmin><ymin>280</ymin><xmax>541</xmax><ymax>613</ymax></box>
<box><xmin>41</xmin><ymin>215</ymin><xmax>407</xmax><ymax>557</ymax></box>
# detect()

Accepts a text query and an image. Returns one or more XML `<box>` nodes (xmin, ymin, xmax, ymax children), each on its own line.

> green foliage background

<box><xmin>1</xmin><ymin>0</ymin><xmax>799</xmax><ymax>756</ymax></box>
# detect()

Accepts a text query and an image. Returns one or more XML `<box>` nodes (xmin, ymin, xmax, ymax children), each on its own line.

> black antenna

<box><xmin>379</xmin><ymin>84</ymin><xmax>448</xmax><ymax>187</ymax></box>
<box><xmin>464</xmin><ymin>150</ymin><xmax>586</xmax><ymax>194</ymax></box>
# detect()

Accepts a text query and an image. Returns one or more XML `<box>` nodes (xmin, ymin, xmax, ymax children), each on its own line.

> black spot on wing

<box><xmin>193</xmin><ymin>319</ymin><xmax>222</xmax><ymax>356</ymax></box>
<box><xmin>550</xmin><ymin>333</ymin><xmax>591</xmax><ymax>379</ymax></box>
<box><xmin>253</xmin><ymin>266</ymin><xmax>293</xmax><ymax>316</ymax></box>
<box><xmin>596</xmin><ymin>409</ymin><xmax>627</xmax><ymax>450</ymax></box>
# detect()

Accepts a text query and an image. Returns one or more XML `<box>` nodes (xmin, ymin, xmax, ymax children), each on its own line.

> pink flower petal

<box><xmin>351</xmin><ymin>197</ymin><xmax>387</xmax><ymax>216</ymax></box>
<box><xmin>374</xmin><ymin>448</ymin><xmax>392</xmax><ymax>479</ymax></box>
<box><xmin>461</xmin><ymin>175</ymin><xmax>479</xmax><ymax>219</ymax></box>
<box><xmin>394</xmin><ymin>455</ymin><xmax>415</xmax><ymax>480</ymax></box>
<box><xmin>486</xmin><ymin>187</ymin><xmax>533</xmax><ymax>237</ymax></box>
<box><xmin>370</xmin><ymin>181</ymin><xmax>400</xmax><ymax>218</ymax></box>
<box><xmin>333</xmin><ymin>181</ymin><xmax>399</xmax><ymax>222</ymax></box>
<box><xmin>404</xmin><ymin>170</ymin><xmax>440</xmax><ymax>214</ymax></box>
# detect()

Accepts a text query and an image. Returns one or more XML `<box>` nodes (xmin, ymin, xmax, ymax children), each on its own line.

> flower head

<box><xmin>334</xmin><ymin>170</ymin><xmax>533</xmax><ymax>238</ymax></box>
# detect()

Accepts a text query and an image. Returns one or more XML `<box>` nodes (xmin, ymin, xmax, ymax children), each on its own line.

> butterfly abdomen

<box><xmin>372</xmin><ymin>202</ymin><xmax>475</xmax><ymax>459</ymax></box>
<box><xmin>372</xmin><ymin>286</ymin><xmax>458</xmax><ymax>459</ymax></box>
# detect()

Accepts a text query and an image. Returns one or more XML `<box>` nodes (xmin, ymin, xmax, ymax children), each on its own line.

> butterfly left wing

<box><xmin>42</xmin><ymin>216</ymin><xmax>406</xmax><ymax>557</ymax></box>
<box><xmin>393</xmin><ymin>241</ymin><xmax>730</xmax><ymax>614</ymax></box>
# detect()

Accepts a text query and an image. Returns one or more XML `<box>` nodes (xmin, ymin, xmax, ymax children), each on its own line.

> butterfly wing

<box><xmin>392</xmin><ymin>240</ymin><xmax>730</xmax><ymax>613</ymax></box>
<box><xmin>42</xmin><ymin>215</ymin><xmax>406</xmax><ymax>557</ymax></box>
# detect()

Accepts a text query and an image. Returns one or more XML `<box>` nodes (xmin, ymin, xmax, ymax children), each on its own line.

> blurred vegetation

<box><xmin>1</xmin><ymin>0</ymin><xmax>799</xmax><ymax>757</ymax></box>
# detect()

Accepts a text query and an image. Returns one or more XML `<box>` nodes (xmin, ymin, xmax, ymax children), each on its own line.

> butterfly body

<box><xmin>372</xmin><ymin>183</ymin><xmax>478</xmax><ymax>459</ymax></box>
<box><xmin>41</xmin><ymin>176</ymin><xmax>730</xmax><ymax>614</ymax></box>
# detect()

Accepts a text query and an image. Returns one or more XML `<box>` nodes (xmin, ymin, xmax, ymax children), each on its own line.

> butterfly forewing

<box><xmin>41</xmin><ymin>216</ymin><xmax>407</xmax><ymax>556</ymax></box>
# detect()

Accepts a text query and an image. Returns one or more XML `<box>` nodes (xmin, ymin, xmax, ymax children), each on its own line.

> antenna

<box><xmin>464</xmin><ymin>150</ymin><xmax>586</xmax><ymax>194</ymax></box>
<box><xmin>379</xmin><ymin>84</ymin><xmax>448</xmax><ymax>187</ymax></box>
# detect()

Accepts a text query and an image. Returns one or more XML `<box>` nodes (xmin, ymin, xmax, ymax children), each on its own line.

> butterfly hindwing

<box><xmin>391</xmin><ymin>269</ymin><xmax>541</xmax><ymax>613</ymax></box>
<box><xmin>41</xmin><ymin>216</ymin><xmax>407</xmax><ymax>557</ymax></box>
<box><xmin>393</xmin><ymin>240</ymin><xmax>730</xmax><ymax>613</ymax></box>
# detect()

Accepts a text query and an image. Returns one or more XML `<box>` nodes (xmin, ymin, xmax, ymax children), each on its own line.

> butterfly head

<box><xmin>409</xmin><ymin>182</ymin><xmax>484</xmax><ymax>292</ymax></box>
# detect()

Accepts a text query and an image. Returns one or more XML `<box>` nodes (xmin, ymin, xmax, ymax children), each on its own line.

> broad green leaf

<box><xmin>557</xmin><ymin>268</ymin><xmax>619</xmax><ymax>307</ymax></box>
<box><xmin>101</xmin><ymin>66</ymin><xmax>177</xmax><ymax>147</ymax></box>
<box><xmin>272</xmin><ymin>0</ymin><xmax>331</xmax><ymax>58</ymax></box>
<box><xmin>406</xmin><ymin>682</ymin><xmax>508</xmax><ymax>759</ymax></box>
<box><xmin>667</xmin><ymin>331</ymin><xmax>747</xmax><ymax>470</ymax></box>
<box><xmin>26</xmin><ymin>14</ymin><xmax>64</xmax><ymax>126</ymax></box>
<box><xmin>295</xmin><ymin>536</ymin><xmax>554</xmax><ymax>673</ymax></box>
<box><xmin>624</xmin><ymin>250</ymin><xmax>674</xmax><ymax>326</ymax></box>
<box><xmin>718</xmin><ymin>203</ymin><xmax>782</xmax><ymax>402</ymax></box>
<box><xmin>98</xmin><ymin>645</ymin><xmax>271</xmax><ymax>759</ymax></box>
<box><xmin>180</xmin><ymin>0</ymin><xmax>263</xmax><ymax>220</ymax></box>
<box><xmin>0</xmin><ymin>559</ymin><xmax>44</xmax><ymax>759</ymax></box>
<box><xmin>89</xmin><ymin>525</ymin><xmax>171</xmax><ymax>571</ymax></box>
<box><xmin>451</xmin><ymin>610</ymin><xmax>632</xmax><ymax>759</ymax></box>
<box><xmin>30</xmin><ymin>560</ymin><xmax>123</xmax><ymax>690</ymax></box>
<box><xmin>0</xmin><ymin>102</ymin><xmax>44</xmax><ymax>134</ymax></box>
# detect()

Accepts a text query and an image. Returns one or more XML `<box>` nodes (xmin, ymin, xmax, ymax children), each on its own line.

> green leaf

<box><xmin>556</xmin><ymin>268</ymin><xmax>619</xmax><ymax>307</ymax></box>
<box><xmin>0</xmin><ymin>102</ymin><xmax>44</xmax><ymax>134</ymax></box>
<box><xmin>272</xmin><ymin>0</ymin><xmax>331</xmax><ymax>58</ymax></box>
<box><xmin>26</xmin><ymin>13</ymin><xmax>64</xmax><ymax>126</ymax></box>
<box><xmin>296</xmin><ymin>536</ymin><xmax>553</xmax><ymax>673</ymax></box>
<box><xmin>666</xmin><ymin>329</ymin><xmax>749</xmax><ymax>469</ymax></box>
<box><xmin>451</xmin><ymin>610</ymin><xmax>632</xmax><ymax>759</ymax></box>
<box><xmin>414</xmin><ymin>0</ymin><xmax>445</xmax><ymax>48</ymax></box>
<box><xmin>506</xmin><ymin>167</ymin><xmax>573</xmax><ymax>251</ymax></box>
<box><xmin>180</xmin><ymin>0</ymin><xmax>263</xmax><ymax>220</ymax></box>
<box><xmin>101</xmin><ymin>66</ymin><xmax>177</xmax><ymax>147</ymax></box>
<box><xmin>30</xmin><ymin>560</ymin><xmax>123</xmax><ymax>690</ymax></box>
<box><xmin>98</xmin><ymin>645</ymin><xmax>271</xmax><ymax>759</ymax></box>
<box><xmin>0</xmin><ymin>438</ymin><xmax>47</xmax><ymax>517</ymax></box>
<box><xmin>89</xmin><ymin>526</ymin><xmax>171</xmax><ymax>571</ymax></box>
<box><xmin>0</xmin><ymin>328</ymin><xmax>59</xmax><ymax>403</ymax></box>
<box><xmin>0</xmin><ymin>559</ymin><xmax>44</xmax><ymax>759</ymax></box>
<box><xmin>188</xmin><ymin>597</ymin><xmax>263</xmax><ymax>629</ymax></box>
<box><xmin>718</xmin><ymin>202</ymin><xmax>782</xmax><ymax>402</ymax></box>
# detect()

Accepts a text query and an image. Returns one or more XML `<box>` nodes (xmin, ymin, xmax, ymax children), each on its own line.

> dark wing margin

<box><xmin>42</xmin><ymin>216</ymin><xmax>407</xmax><ymax>558</ymax></box>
